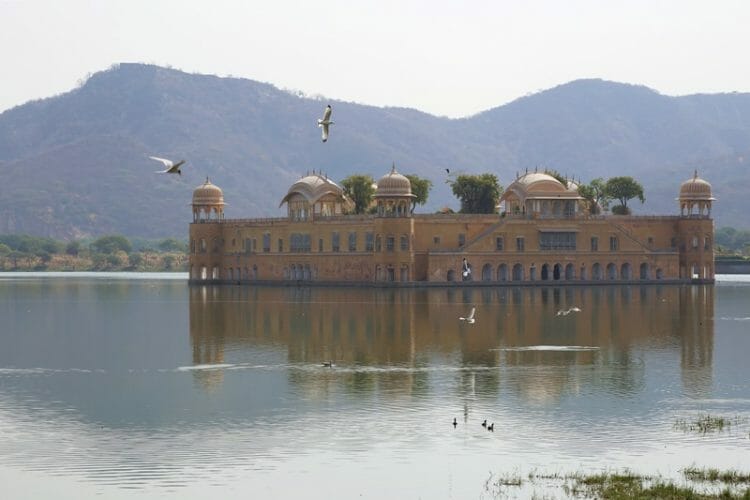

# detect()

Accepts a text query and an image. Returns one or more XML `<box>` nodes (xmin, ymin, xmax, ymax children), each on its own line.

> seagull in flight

<box><xmin>556</xmin><ymin>306</ymin><xmax>582</xmax><ymax>316</ymax></box>
<box><xmin>318</xmin><ymin>104</ymin><xmax>333</xmax><ymax>142</ymax></box>
<box><xmin>150</xmin><ymin>156</ymin><xmax>185</xmax><ymax>175</ymax></box>
<box><xmin>459</xmin><ymin>307</ymin><xmax>476</xmax><ymax>324</ymax></box>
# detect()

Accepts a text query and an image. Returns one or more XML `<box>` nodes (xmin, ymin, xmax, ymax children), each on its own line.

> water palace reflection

<box><xmin>188</xmin><ymin>285</ymin><xmax>714</xmax><ymax>401</ymax></box>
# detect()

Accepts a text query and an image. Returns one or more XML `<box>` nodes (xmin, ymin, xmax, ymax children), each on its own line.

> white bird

<box><xmin>318</xmin><ymin>105</ymin><xmax>333</xmax><ymax>142</ymax></box>
<box><xmin>556</xmin><ymin>306</ymin><xmax>581</xmax><ymax>316</ymax></box>
<box><xmin>150</xmin><ymin>156</ymin><xmax>185</xmax><ymax>175</ymax></box>
<box><xmin>459</xmin><ymin>307</ymin><xmax>476</xmax><ymax>324</ymax></box>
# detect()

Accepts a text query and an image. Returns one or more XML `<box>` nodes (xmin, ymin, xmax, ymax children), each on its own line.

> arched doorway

<box><xmin>541</xmin><ymin>264</ymin><xmax>550</xmax><ymax>281</ymax></box>
<box><xmin>482</xmin><ymin>263</ymin><xmax>493</xmax><ymax>281</ymax></box>
<box><xmin>621</xmin><ymin>263</ymin><xmax>632</xmax><ymax>280</ymax></box>
<box><xmin>553</xmin><ymin>263</ymin><xmax>562</xmax><ymax>280</ymax></box>
<box><xmin>592</xmin><ymin>263</ymin><xmax>602</xmax><ymax>280</ymax></box>
<box><xmin>447</xmin><ymin>269</ymin><xmax>456</xmax><ymax>281</ymax></box>
<box><xmin>606</xmin><ymin>263</ymin><xmax>617</xmax><ymax>280</ymax></box>
<box><xmin>512</xmin><ymin>264</ymin><xmax>524</xmax><ymax>281</ymax></box>
<box><xmin>565</xmin><ymin>263</ymin><xmax>575</xmax><ymax>280</ymax></box>
<box><xmin>497</xmin><ymin>264</ymin><xmax>508</xmax><ymax>281</ymax></box>
<box><xmin>639</xmin><ymin>263</ymin><xmax>650</xmax><ymax>280</ymax></box>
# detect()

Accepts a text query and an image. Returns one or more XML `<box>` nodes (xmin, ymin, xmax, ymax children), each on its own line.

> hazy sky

<box><xmin>2</xmin><ymin>0</ymin><xmax>749</xmax><ymax>118</ymax></box>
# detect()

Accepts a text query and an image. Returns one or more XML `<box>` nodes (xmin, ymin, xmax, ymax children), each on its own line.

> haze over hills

<box><xmin>0</xmin><ymin>63</ymin><xmax>749</xmax><ymax>240</ymax></box>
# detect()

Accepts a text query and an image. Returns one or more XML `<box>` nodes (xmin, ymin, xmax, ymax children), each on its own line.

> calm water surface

<box><xmin>1</xmin><ymin>273</ymin><xmax>749</xmax><ymax>498</ymax></box>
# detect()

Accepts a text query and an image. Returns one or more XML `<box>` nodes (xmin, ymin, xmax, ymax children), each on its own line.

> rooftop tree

<box><xmin>578</xmin><ymin>177</ymin><xmax>610</xmax><ymax>215</ymax></box>
<box><xmin>341</xmin><ymin>174</ymin><xmax>376</xmax><ymax>214</ymax></box>
<box><xmin>605</xmin><ymin>176</ymin><xmax>645</xmax><ymax>215</ymax></box>
<box><xmin>405</xmin><ymin>174</ymin><xmax>433</xmax><ymax>213</ymax></box>
<box><xmin>450</xmin><ymin>173</ymin><xmax>502</xmax><ymax>214</ymax></box>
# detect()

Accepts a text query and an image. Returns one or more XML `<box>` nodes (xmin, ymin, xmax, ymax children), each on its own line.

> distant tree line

<box><xmin>0</xmin><ymin>234</ymin><xmax>188</xmax><ymax>271</ymax></box>
<box><xmin>715</xmin><ymin>227</ymin><xmax>750</xmax><ymax>256</ymax></box>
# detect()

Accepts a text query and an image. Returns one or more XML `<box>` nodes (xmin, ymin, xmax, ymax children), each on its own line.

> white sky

<box><xmin>1</xmin><ymin>0</ymin><xmax>749</xmax><ymax>118</ymax></box>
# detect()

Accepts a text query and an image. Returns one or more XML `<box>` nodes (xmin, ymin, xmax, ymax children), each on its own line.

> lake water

<box><xmin>1</xmin><ymin>273</ymin><xmax>749</xmax><ymax>499</ymax></box>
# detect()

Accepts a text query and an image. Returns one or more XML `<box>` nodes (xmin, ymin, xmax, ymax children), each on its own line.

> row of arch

<box><xmin>191</xmin><ymin>265</ymin><xmax>260</xmax><ymax>281</ymax></box>
<box><xmin>446</xmin><ymin>262</ymin><xmax>665</xmax><ymax>282</ymax></box>
<box><xmin>190</xmin><ymin>261</ymin><xmax>710</xmax><ymax>283</ymax></box>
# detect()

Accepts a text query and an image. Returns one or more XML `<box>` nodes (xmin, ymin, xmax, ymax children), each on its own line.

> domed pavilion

<box><xmin>499</xmin><ymin>171</ymin><xmax>583</xmax><ymax>218</ymax></box>
<box><xmin>192</xmin><ymin>178</ymin><xmax>225</xmax><ymax>222</ymax></box>
<box><xmin>678</xmin><ymin>170</ymin><xmax>715</xmax><ymax>217</ymax></box>
<box><xmin>279</xmin><ymin>171</ymin><xmax>353</xmax><ymax>221</ymax></box>
<box><xmin>373</xmin><ymin>164</ymin><xmax>415</xmax><ymax>217</ymax></box>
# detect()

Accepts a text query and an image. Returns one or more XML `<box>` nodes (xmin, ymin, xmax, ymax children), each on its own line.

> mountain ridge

<box><xmin>1</xmin><ymin>63</ymin><xmax>748</xmax><ymax>239</ymax></box>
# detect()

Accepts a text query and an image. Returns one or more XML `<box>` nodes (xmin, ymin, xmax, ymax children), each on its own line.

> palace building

<box><xmin>188</xmin><ymin>166</ymin><xmax>715</xmax><ymax>285</ymax></box>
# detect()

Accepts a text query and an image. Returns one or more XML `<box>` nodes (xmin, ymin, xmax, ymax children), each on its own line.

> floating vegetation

<box><xmin>674</xmin><ymin>414</ymin><xmax>739</xmax><ymax>434</ymax></box>
<box><xmin>683</xmin><ymin>467</ymin><xmax>750</xmax><ymax>484</ymax></box>
<box><xmin>484</xmin><ymin>471</ymin><xmax>523</xmax><ymax>488</ymax></box>
<box><xmin>483</xmin><ymin>468</ymin><xmax>750</xmax><ymax>499</ymax></box>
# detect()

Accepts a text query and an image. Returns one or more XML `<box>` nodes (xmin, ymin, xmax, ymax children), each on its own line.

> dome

<box><xmin>500</xmin><ymin>171</ymin><xmax>581</xmax><ymax>204</ymax></box>
<box><xmin>192</xmin><ymin>178</ymin><xmax>225</xmax><ymax>206</ymax></box>
<box><xmin>279</xmin><ymin>172</ymin><xmax>346</xmax><ymax>206</ymax></box>
<box><xmin>679</xmin><ymin>171</ymin><xmax>715</xmax><ymax>200</ymax></box>
<box><xmin>514</xmin><ymin>172</ymin><xmax>568</xmax><ymax>194</ymax></box>
<box><xmin>374</xmin><ymin>164</ymin><xmax>415</xmax><ymax>198</ymax></box>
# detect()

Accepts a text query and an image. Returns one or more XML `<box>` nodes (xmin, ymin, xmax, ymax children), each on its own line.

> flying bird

<box><xmin>556</xmin><ymin>306</ymin><xmax>582</xmax><ymax>316</ymax></box>
<box><xmin>459</xmin><ymin>307</ymin><xmax>476</xmax><ymax>324</ymax></box>
<box><xmin>318</xmin><ymin>104</ymin><xmax>334</xmax><ymax>142</ymax></box>
<box><xmin>150</xmin><ymin>156</ymin><xmax>185</xmax><ymax>175</ymax></box>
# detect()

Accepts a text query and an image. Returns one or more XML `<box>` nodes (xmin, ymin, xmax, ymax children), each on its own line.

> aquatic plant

<box><xmin>683</xmin><ymin>467</ymin><xmax>750</xmax><ymax>484</ymax></box>
<box><xmin>674</xmin><ymin>414</ymin><xmax>734</xmax><ymax>433</ymax></box>
<box><xmin>484</xmin><ymin>468</ymin><xmax>750</xmax><ymax>499</ymax></box>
